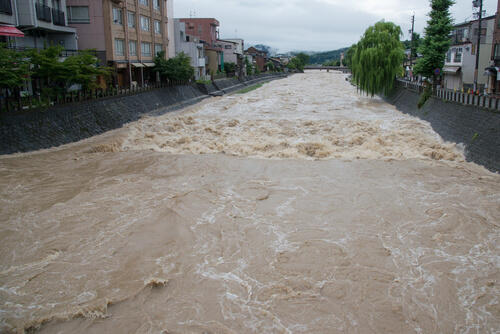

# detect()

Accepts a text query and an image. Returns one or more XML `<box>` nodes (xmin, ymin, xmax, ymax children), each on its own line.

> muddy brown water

<box><xmin>0</xmin><ymin>72</ymin><xmax>499</xmax><ymax>334</ymax></box>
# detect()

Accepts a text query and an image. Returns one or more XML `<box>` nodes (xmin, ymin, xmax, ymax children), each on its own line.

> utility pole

<box><xmin>409</xmin><ymin>14</ymin><xmax>415</xmax><ymax>80</ymax></box>
<box><xmin>473</xmin><ymin>0</ymin><xmax>483</xmax><ymax>93</ymax></box>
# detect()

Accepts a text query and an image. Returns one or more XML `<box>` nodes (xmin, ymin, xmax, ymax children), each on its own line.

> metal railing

<box><xmin>35</xmin><ymin>3</ymin><xmax>52</xmax><ymax>22</ymax></box>
<box><xmin>0</xmin><ymin>0</ymin><xmax>12</xmax><ymax>15</ymax></box>
<box><xmin>52</xmin><ymin>8</ymin><xmax>65</xmax><ymax>26</ymax></box>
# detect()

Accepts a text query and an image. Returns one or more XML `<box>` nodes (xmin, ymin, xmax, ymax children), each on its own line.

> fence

<box><xmin>396</xmin><ymin>79</ymin><xmax>500</xmax><ymax>112</ymax></box>
<box><xmin>0</xmin><ymin>79</ymin><xmax>191</xmax><ymax>113</ymax></box>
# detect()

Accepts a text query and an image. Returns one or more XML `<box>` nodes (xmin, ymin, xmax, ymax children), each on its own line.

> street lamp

<box><xmin>473</xmin><ymin>0</ymin><xmax>483</xmax><ymax>93</ymax></box>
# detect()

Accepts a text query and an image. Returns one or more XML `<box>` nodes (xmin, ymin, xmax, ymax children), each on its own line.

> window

<box><xmin>139</xmin><ymin>0</ymin><xmax>148</xmax><ymax>6</ymax></box>
<box><xmin>141</xmin><ymin>42</ymin><xmax>151</xmax><ymax>56</ymax></box>
<box><xmin>67</xmin><ymin>6</ymin><xmax>89</xmax><ymax>23</ymax></box>
<box><xmin>129</xmin><ymin>40</ymin><xmax>137</xmax><ymax>56</ymax></box>
<box><xmin>454</xmin><ymin>47</ymin><xmax>462</xmax><ymax>63</ymax></box>
<box><xmin>154</xmin><ymin>20</ymin><xmax>161</xmax><ymax>34</ymax></box>
<box><xmin>112</xmin><ymin>7</ymin><xmax>122</xmax><ymax>25</ymax></box>
<box><xmin>115</xmin><ymin>39</ymin><xmax>124</xmax><ymax>56</ymax></box>
<box><xmin>225</xmin><ymin>45</ymin><xmax>232</xmax><ymax>49</ymax></box>
<box><xmin>494</xmin><ymin>44</ymin><xmax>500</xmax><ymax>59</ymax></box>
<box><xmin>198</xmin><ymin>24</ymin><xmax>202</xmax><ymax>34</ymax></box>
<box><xmin>140</xmin><ymin>15</ymin><xmax>150</xmax><ymax>31</ymax></box>
<box><xmin>127</xmin><ymin>11</ymin><xmax>135</xmax><ymax>28</ymax></box>
<box><xmin>153</xmin><ymin>0</ymin><xmax>160</xmax><ymax>10</ymax></box>
<box><xmin>446</xmin><ymin>49</ymin><xmax>452</xmax><ymax>63</ymax></box>
<box><xmin>154</xmin><ymin>43</ymin><xmax>162</xmax><ymax>56</ymax></box>
<box><xmin>474</xmin><ymin>28</ymin><xmax>487</xmax><ymax>36</ymax></box>
<box><xmin>0</xmin><ymin>0</ymin><xmax>13</xmax><ymax>15</ymax></box>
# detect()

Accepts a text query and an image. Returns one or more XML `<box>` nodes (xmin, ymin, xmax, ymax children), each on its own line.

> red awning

<box><xmin>0</xmin><ymin>25</ymin><xmax>24</xmax><ymax>37</ymax></box>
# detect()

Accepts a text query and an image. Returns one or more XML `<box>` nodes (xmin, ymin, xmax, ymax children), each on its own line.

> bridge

<box><xmin>304</xmin><ymin>65</ymin><xmax>350</xmax><ymax>73</ymax></box>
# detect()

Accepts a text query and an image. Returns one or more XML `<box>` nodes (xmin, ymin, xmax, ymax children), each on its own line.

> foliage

<box><xmin>295</xmin><ymin>53</ymin><xmax>310</xmax><ymax>67</ymax></box>
<box><xmin>323</xmin><ymin>59</ymin><xmax>341</xmax><ymax>66</ymax></box>
<box><xmin>414</xmin><ymin>0</ymin><xmax>454</xmax><ymax>81</ymax></box>
<box><xmin>236</xmin><ymin>83</ymin><xmax>263</xmax><ymax>94</ymax></box>
<box><xmin>417</xmin><ymin>84</ymin><xmax>432</xmax><ymax>108</ymax></box>
<box><xmin>402</xmin><ymin>32</ymin><xmax>422</xmax><ymax>58</ymax></box>
<box><xmin>29</xmin><ymin>46</ymin><xmax>111</xmax><ymax>99</ymax></box>
<box><xmin>287</xmin><ymin>53</ymin><xmax>309</xmax><ymax>72</ymax></box>
<box><xmin>154</xmin><ymin>51</ymin><xmax>194</xmax><ymax>82</ymax></box>
<box><xmin>344</xmin><ymin>44</ymin><xmax>357</xmax><ymax>69</ymax></box>
<box><xmin>308</xmin><ymin>47</ymin><xmax>349</xmax><ymax>65</ymax></box>
<box><xmin>223</xmin><ymin>62</ymin><xmax>236</xmax><ymax>74</ymax></box>
<box><xmin>245</xmin><ymin>57</ymin><xmax>253</xmax><ymax>75</ymax></box>
<box><xmin>265</xmin><ymin>61</ymin><xmax>275</xmax><ymax>71</ymax></box>
<box><xmin>351</xmin><ymin>21</ymin><xmax>405</xmax><ymax>96</ymax></box>
<box><xmin>0</xmin><ymin>44</ymin><xmax>30</xmax><ymax>90</ymax></box>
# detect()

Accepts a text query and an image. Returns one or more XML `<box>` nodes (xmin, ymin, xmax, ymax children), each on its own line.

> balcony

<box><xmin>36</xmin><ymin>3</ymin><xmax>52</xmax><ymax>22</ymax></box>
<box><xmin>0</xmin><ymin>0</ymin><xmax>12</xmax><ymax>15</ymax></box>
<box><xmin>52</xmin><ymin>8</ymin><xmax>65</xmax><ymax>26</ymax></box>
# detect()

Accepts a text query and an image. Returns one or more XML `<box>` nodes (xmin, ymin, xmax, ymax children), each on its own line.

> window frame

<box><xmin>127</xmin><ymin>11</ymin><xmax>135</xmax><ymax>28</ymax></box>
<box><xmin>112</xmin><ymin>7</ymin><xmax>122</xmax><ymax>25</ymax></box>
<box><xmin>115</xmin><ymin>38</ymin><xmax>124</xmax><ymax>56</ymax></box>
<box><xmin>129</xmin><ymin>40</ymin><xmax>137</xmax><ymax>56</ymax></box>
<box><xmin>154</xmin><ymin>20</ymin><xmax>161</xmax><ymax>34</ymax></box>
<box><xmin>141</xmin><ymin>41</ymin><xmax>152</xmax><ymax>57</ymax></box>
<box><xmin>140</xmin><ymin>15</ymin><xmax>150</xmax><ymax>32</ymax></box>
<box><xmin>67</xmin><ymin>6</ymin><xmax>90</xmax><ymax>24</ymax></box>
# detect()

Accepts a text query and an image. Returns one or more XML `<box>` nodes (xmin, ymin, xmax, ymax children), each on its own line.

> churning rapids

<box><xmin>0</xmin><ymin>72</ymin><xmax>499</xmax><ymax>334</ymax></box>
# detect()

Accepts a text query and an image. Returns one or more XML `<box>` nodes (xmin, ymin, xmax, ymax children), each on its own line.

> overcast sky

<box><xmin>174</xmin><ymin>0</ymin><xmax>497</xmax><ymax>53</ymax></box>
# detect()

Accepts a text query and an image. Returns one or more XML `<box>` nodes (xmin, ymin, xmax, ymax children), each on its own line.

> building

<box><xmin>442</xmin><ymin>15</ymin><xmax>495</xmax><ymax>92</ymax></box>
<box><xmin>245</xmin><ymin>46</ymin><xmax>267</xmax><ymax>72</ymax></box>
<box><xmin>485</xmin><ymin>0</ymin><xmax>500</xmax><ymax>95</ymax></box>
<box><xmin>220</xmin><ymin>38</ymin><xmax>244</xmax><ymax>76</ymax></box>
<box><xmin>174</xmin><ymin>18</ymin><xmax>206</xmax><ymax>80</ymax></box>
<box><xmin>0</xmin><ymin>0</ymin><xmax>77</xmax><ymax>50</ymax></box>
<box><xmin>178</xmin><ymin>18</ymin><xmax>222</xmax><ymax>75</ymax></box>
<box><xmin>66</xmin><ymin>0</ymin><xmax>173</xmax><ymax>88</ymax></box>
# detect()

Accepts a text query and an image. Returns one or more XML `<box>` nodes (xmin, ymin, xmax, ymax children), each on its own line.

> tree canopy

<box><xmin>154</xmin><ymin>51</ymin><xmax>194</xmax><ymax>82</ymax></box>
<box><xmin>351</xmin><ymin>21</ymin><xmax>405</xmax><ymax>96</ymax></box>
<box><xmin>0</xmin><ymin>44</ymin><xmax>30</xmax><ymax>91</ymax></box>
<box><xmin>414</xmin><ymin>0</ymin><xmax>454</xmax><ymax>80</ymax></box>
<box><xmin>287</xmin><ymin>52</ymin><xmax>310</xmax><ymax>72</ymax></box>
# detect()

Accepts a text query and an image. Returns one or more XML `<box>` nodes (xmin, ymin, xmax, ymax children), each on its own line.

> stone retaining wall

<box><xmin>0</xmin><ymin>74</ymin><xmax>287</xmax><ymax>155</ymax></box>
<box><xmin>385</xmin><ymin>87</ymin><xmax>500</xmax><ymax>173</ymax></box>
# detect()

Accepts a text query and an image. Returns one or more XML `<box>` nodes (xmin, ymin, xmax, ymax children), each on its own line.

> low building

<box><xmin>245</xmin><ymin>46</ymin><xmax>267</xmax><ymax>72</ymax></box>
<box><xmin>174</xmin><ymin>19</ymin><xmax>206</xmax><ymax>80</ymax></box>
<box><xmin>485</xmin><ymin>0</ymin><xmax>500</xmax><ymax>95</ymax></box>
<box><xmin>178</xmin><ymin>18</ymin><xmax>222</xmax><ymax>76</ymax></box>
<box><xmin>442</xmin><ymin>15</ymin><xmax>495</xmax><ymax>92</ymax></box>
<box><xmin>67</xmin><ymin>0</ymin><xmax>173</xmax><ymax>88</ymax></box>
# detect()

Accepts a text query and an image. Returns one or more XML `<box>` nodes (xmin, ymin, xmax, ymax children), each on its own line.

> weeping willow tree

<box><xmin>351</xmin><ymin>21</ymin><xmax>405</xmax><ymax>96</ymax></box>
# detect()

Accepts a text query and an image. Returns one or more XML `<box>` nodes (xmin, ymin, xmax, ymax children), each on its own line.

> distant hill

<box><xmin>308</xmin><ymin>48</ymin><xmax>349</xmax><ymax>65</ymax></box>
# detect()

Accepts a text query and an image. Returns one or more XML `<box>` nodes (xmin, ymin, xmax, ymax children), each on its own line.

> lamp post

<box><xmin>473</xmin><ymin>0</ymin><xmax>483</xmax><ymax>93</ymax></box>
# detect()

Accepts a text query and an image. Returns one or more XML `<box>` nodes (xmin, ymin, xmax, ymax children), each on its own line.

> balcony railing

<box><xmin>35</xmin><ymin>3</ymin><xmax>52</xmax><ymax>22</ymax></box>
<box><xmin>0</xmin><ymin>0</ymin><xmax>12</xmax><ymax>15</ymax></box>
<box><xmin>52</xmin><ymin>8</ymin><xmax>65</xmax><ymax>26</ymax></box>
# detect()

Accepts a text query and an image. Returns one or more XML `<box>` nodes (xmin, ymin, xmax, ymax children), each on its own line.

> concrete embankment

<box><xmin>0</xmin><ymin>73</ymin><xmax>287</xmax><ymax>155</ymax></box>
<box><xmin>385</xmin><ymin>86</ymin><xmax>500</xmax><ymax>173</ymax></box>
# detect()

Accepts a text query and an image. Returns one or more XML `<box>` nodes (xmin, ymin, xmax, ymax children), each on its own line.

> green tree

<box><xmin>351</xmin><ymin>21</ymin><xmax>405</xmax><ymax>96</ymax></box>
<box><xmin>344</xmin><ymin>44</ymin><xmax>357</xmax><ymax>69</ymax></box>
<box><xmin>265</xmin><ymin>61</ymin><xmax>275</xmax><ymax>72</ymax></box>
<box><xmin>62</xmin><ymin>50</ymin><xmax>112</xmax><ymax>91</ymax></box>
<box><xmin>295</xmin><ymin>52</ymin><xmax>310</xmax><ymax>66</ymax></box>
<box><xmin>245</xmin><ymin>57</ymin><xmax>253</xmax><ymax>75</ymax></box>
<box><xmin>154</xmin><ymin>51</ymin><xmax>194</xmax><ymax>82</ymax></box>
<box><xmin>414</xmin><ymin>0</ymin><xmax>454</xmax><ymax>85</ymax></box>
<box><xmin>0</xmin><ymin>44</ymin><xmax>30</xmax><ymax>92</ymax></box>
<box><xmin>402</xmin><ymin>32</ymin><xmax>422</xmax><ymax>58</ymax></box>
<box><xmin>224</xmin><ymin>62</ymin><xmax>236</xmax><ymax>75</ymax></box>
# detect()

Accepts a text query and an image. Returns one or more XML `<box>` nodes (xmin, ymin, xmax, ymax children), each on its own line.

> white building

<box><xmin>173</xmin><ymin>19</ymin><xmax>207</xmax><ymax>80</ymax></box>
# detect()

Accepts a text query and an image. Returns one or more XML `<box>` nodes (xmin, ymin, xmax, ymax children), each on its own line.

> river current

<box><xmin>0</xmin><ymin>72</ymin><xmax>499</xmax><ymax>333</ymax></box>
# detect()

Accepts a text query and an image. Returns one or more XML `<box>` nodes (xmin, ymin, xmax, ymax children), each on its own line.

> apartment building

<box><xmin>173</xmin><ymin>18</ymin><xmax>206</xmax><ymax>80</ymax></box>
<box><xmin>178</xmin><ymin>18</ymin><xmax>221</xmax><ymax>75</ymax></box>
<box><xmin>0</xmin><ymin>0</ymin><xmax>77</xmax><ymax>50</ymax></box>
<box><xmin>67</xmin><ymin>0</ymin><xmax>173</xmax><ymax>88</ymax></box>
<box><xmin>443</xmin><ymin>15</ymin><xmax>495</xmax><ymax>91</ymax></box>
<box><xmin>486</xmin><ymin>0</ymin><xmax>500</xmax><ymax>94</ymax></box>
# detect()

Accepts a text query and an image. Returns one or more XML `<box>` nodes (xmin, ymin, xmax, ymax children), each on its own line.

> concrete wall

<box><xmin>0</xmin><ymin>73</ymin><xmax>287</xmax><ymax>155</ymax></box>
<box><xmin>385</xmin><ymin>86</ymin><xmax>500</xmax><ymax>173</ymax></box>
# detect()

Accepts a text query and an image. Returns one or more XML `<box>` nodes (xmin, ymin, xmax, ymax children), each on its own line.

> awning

<box><xmin>131</xmin><ymin>63</ymin><xmax>145</xmax><ymax>67</ymax></box>
<box><xmin>485</xmin><ymin>66</ymin><xmax>500</xmax><ymax>80</ymax></box>
<box><xmin>0</xmin><ymin>25</ymin><xmax>24</xmax><ymax>37</ymax></box>
<box><xmin>443</xmin><ymin>66</ymin><xmax>461</xmax><ymax>74</ymax></box>
<box><xmin>142</xmin><ymin>62</ymin><xmax>155</xmax><ymax>67</ymax></box>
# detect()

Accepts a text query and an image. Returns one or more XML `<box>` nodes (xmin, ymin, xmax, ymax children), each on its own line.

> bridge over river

<box><xmin>304</xmin><ymin>65</ymin><xmax>351</xmax><ymax>73</ymax></box>
<box><xmin>0</xmin><ymin>72</ymin><xmax>498</xmax><ymax>334</ymax></box>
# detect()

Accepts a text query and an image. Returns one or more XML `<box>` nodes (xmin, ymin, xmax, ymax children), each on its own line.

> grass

<box><xmin>236</xmin><ymin>83</ymin><xmax>263</xmax><ymax>94</ymax></box>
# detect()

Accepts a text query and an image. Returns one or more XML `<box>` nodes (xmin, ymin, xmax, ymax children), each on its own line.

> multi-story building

<box><xmin>245</xmin><ymin>46</ymin><xmax>267</xmax><ymax>72</ymax></box>
<box><xmin>486</xmin><ymin>0</ymin><xmax>500</xmax><ymax>95</ymax></box>
<box><xmin>178</xmin><ymin>18</ymin><xmax>222</xmax><ymax>75</ymax></box>
<box><xmin>66</xmin><ymin>0</ymin><xmax>173</xmax><ymax>88</ymax></box>
<box><xmin>173</xmin><ymin>18</ymin><xmax>206</xmax><ymax>80</ymax></box>
<box><xmin>442</xmin><ymin>15</ymin><xmax>495</xmax><ymax>92</ymax></box>
<box><xmin>0</xmin><ymin>0</ymin><xmax>77</xmax><ymax>50</ymax></box>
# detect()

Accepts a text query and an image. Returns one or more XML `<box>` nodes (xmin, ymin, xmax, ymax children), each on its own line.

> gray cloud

<box><xmin>174</xmin><ymin>0</ymin><xmax>497</xmax><ymax>52</ymax></box>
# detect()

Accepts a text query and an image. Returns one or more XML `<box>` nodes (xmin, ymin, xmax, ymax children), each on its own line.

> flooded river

<box><xmin>0</xmin><ymin>72</ymin><xmax>499</xmax><ymax>333</ymax></box>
